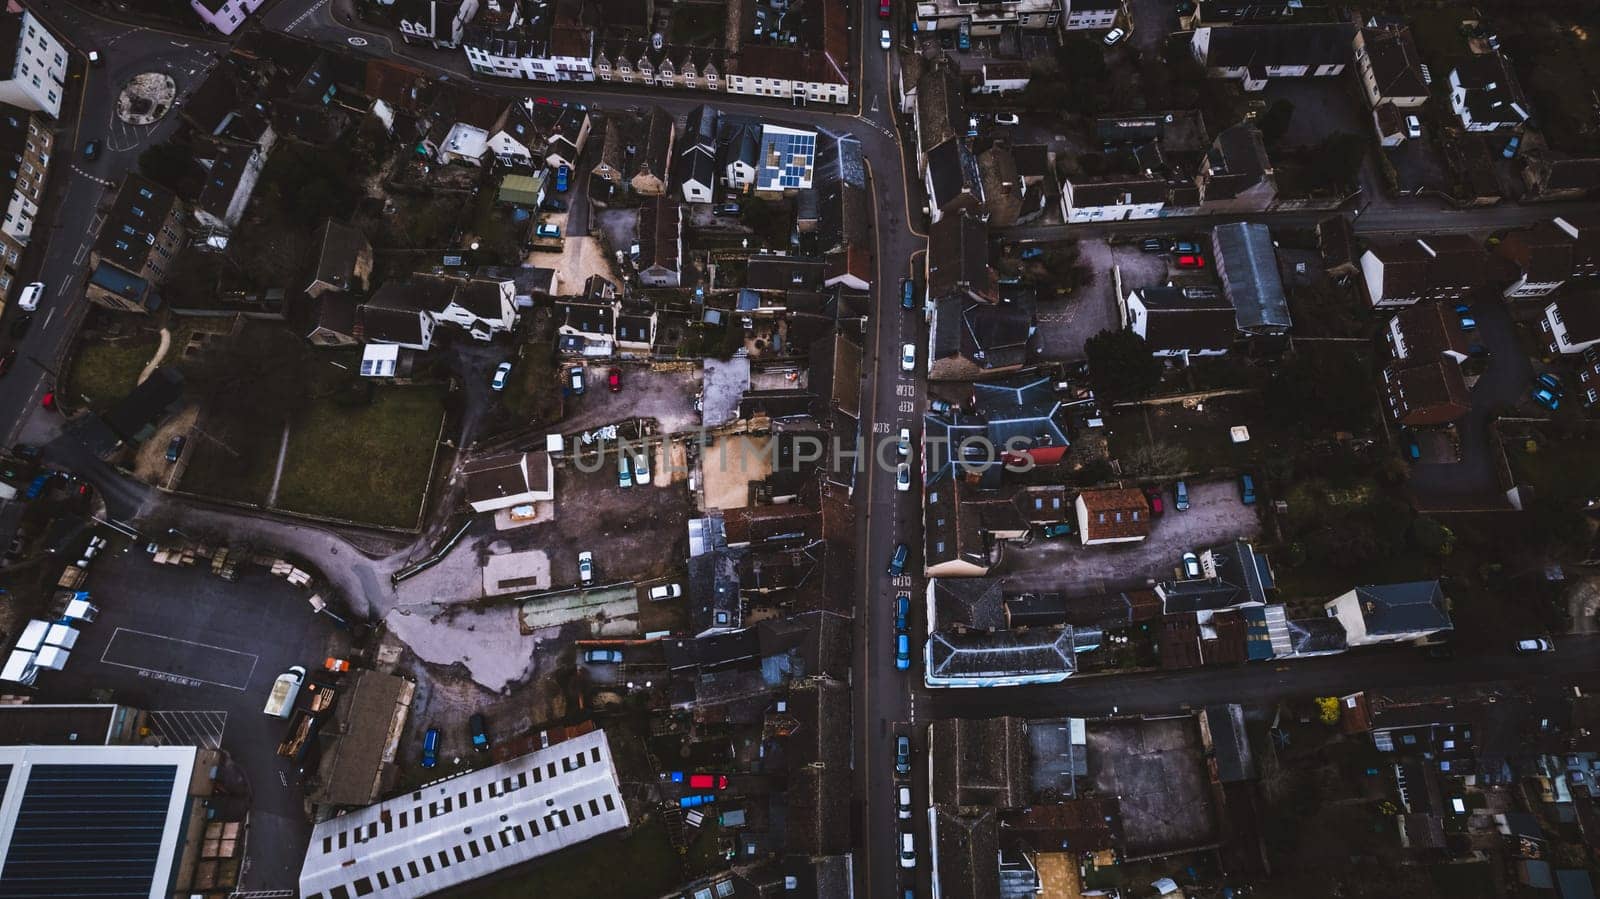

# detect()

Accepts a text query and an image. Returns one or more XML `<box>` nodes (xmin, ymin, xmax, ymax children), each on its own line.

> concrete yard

<box><xmin>482</xmin><ymin>547</ymin><xmax>550</xmax><ymax>595</ymax></box>
<box><xmin>1002</xmin><ymin>479</ymin><xmax>1262</xmax><ymax>595</ymax></box>
<box><xmin>1086</xmin><ymin>716</ymin><xmax>1219</xmax><ymax>857</ymax></box>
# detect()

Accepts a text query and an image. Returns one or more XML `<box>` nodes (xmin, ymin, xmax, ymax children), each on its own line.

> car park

<box><xmin>899</xmin><ymin>832</ymin><xmax>916</xmax><ymax>868</ymax></box>
<box><xmin>650</xmin><ymin>583</ymin><xmax>682</xmax><ymax>600</ymax></box>
<box><xmin>896</xmin><ymin>462</ymin><xmax>911</xmax><ymax>492</ymax></box>
<box><xmin>568</xmin><ymin>366</ymin><xmax>585</xmax><ymax>394</ymax></box>
<box><xmin>608</xmin><ymin>367</ymin><xmax>622</xmax><ymax>391</ymax></box>
<box><xmin>618</xmin><ymin>454</ymin><xmax>633</xmax><ymax>488</ymax></box>
<box><xmin>470</xmin><ymin>714</ymin><xmax>490</xmax><ymax>751</ymax></box>
<box><xmin>994</xmin><ymin>112</ymin><xmax>1019</xmax><ymax>126</ymax></box>
<box><xmin>880</xmin><ymin>28</ymin><xmax>892</xmax><ymax>49</ymax></box>
<box><xmin>1182</xmin><ymin>552</ymin><xmax>1202</xmax><ymax>579</ymax></box>
<box><xmin>555</xmin><ymin>165</ymin><xmax>570</xmax><ymax>191</ymax></box>
<box><xmin>1103</xmin><ymin>26</ymin><xmax>1126</xmax><ymax>45</ymax></box>
<box><xmin>536</xmin><ymin>223</ymin><xmax>561</xmax><ymax>239</ymax></box>
<box><xmin>16</xmin><ymin>282</ymin><xmax>43</xmax><ymax>312</ymax></box>
<box><xmin>895</xmin><ymin>633</ymin><xmax>910</xmax><ymax>670</ymax></box>
<box><xmin>887</xmin><ymin>542</ymin><xmax>909</xmax><ymax>577</ymax></box>
<box><xmin>634</xmin><ymin>450</ymin><xmax>651</xmax><ymax>485</ymax></box>
<box><xmin>1174</xmin><ymin>480</ymin><xmax>1190</xmax><ymax>511</ymax></box>
<box><xmin>491</xmin><ymin>361</ymin><xmax>512</xmax><ymax>391</ymax></box>
<box><xmin>901</xmin><ymin>343</ymin><xmax>916</xmax><ymax>372</ymax></box>
<box><xmin>582</xmin><ymin>648</ymin><xmax>624</xmax><ymax>663</ymax></box>
<box><xmin>895</xmin><ymin>734</ymin><xmax>911</xmax><ymax>775</ymax></box>
<box><xmin>1515</xmin><ymin>637</ymin><xmax>1554</xmax><ymax>654</ymax></box>
<box><xmin>421</xmin><ymin>727</ymin><xmax>440</xmax><ymax>767</ymax></box>
<box><xmin>578</xmin><ymin>551</ymin><xmax>594</xmax><ymax>584</ymax></box>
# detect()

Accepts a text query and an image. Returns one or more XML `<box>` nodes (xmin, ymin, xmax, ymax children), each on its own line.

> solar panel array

<box><xmin>0</xmin><ymin>763</ymin><xmax>178</xmax><ymax>898</ymax></box>
<box><xmin>759</xmin><ymin>128</ymin><xmax>816</xmax><ymax>190</ymax></box>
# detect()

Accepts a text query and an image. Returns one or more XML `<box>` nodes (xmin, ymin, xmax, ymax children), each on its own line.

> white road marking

<box><xmin>40</xmin><ymin>308</ymin><xmax>54</xmax><ymax>331</ymax></box>
<box><xmin>149</xmin><ymin>710</ymin><xmax>228</xmax><ymax>748</ymax></box>
<box><xmin>99</xmin><ymin>626</ymin><xmax>260</xmax><ymax>691</ymax></box>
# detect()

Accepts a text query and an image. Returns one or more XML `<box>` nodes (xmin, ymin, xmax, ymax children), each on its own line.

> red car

<box><xmin>40</xmin><ymin>390</ymin><xmax>55</xmax><ymax>410</ymax></box>
<box><xmin>1145</xmin><ymin>487</ymin><xmax>1164</xmax><ymax>517</ymax></box>
<box><xmin>688</xmin><ymin>773</ymin><xmax>729</xmax><ymax>790</ymax></box>
<box><xmin>1176</xmin><ymin>254</ymin><xmax>1205</xmax><ymax>268</ymax></box>
<box><xmin>878</xmin><ymin>0</ymin><xmax>890</xmax><ymax>17</ymax></box>
<box><xmin>607</xmin><ymin>367</ymin><xmax>622</xmax><ymax>392</ymax></box>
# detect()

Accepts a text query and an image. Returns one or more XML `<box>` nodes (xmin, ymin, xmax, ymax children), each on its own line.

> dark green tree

<box><xmin>1085</xmin><ymin>328</ymin><xmax>1163</xmax><ymax>401</ymax></box>
<box><xmin>1309</xmin><ymin>133</ymin><xmax>1368</xmax><ymax>192</ymax></box>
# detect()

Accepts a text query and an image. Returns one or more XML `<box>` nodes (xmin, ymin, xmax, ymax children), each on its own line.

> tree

<box><xmin>1308</xmin><ymin>133</ymin><xmax>1368</xmax><ymax>193</ymax></box>
<box><xmin>138</xmin><ymin>142</ymin><xmax>200</xmax><ymax>193</ymax></box>
<box><xmin>1316</xmin><ymin>696</ymin><xmax>1340</xmax><ymax>725</ymax></box>
<box><xmin>1411</xmin><ymin>516</ymin><xmax>1456</xmax><ymax>557</ymax></box>
<box><xmin>1085</xmin><ymin>329</ymin><xmax>1163</xmax><ymax>401</ymax></box>
<box><xmin>1257</xmin><ymin>99</ymin><xmax>1295</xmax><ymax>145</ymax></box>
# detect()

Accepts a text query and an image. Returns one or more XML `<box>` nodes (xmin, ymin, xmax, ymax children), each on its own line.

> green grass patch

<box><xmin>177</xmin><ymin>425</ymin><xmax>280</xmax><ymax>507</ymax></box>
<box><xmin>461</xmin><ymin>818</ymin><xmax>680</xmax><ymax>898</ymax></box>
<box><xmin>503</xmin><ymin>340</ymin><xmax>562</xmax><ymax>423</ymax></box>
<box><xmin>65</xmin><ymin>339</ymin><xmax>156</xmax><ymax>410</ymax></box>
<box><xmin>273</xmin><ymin>386</ymin><xmax>446</xmax><ymax>528</ymax></box>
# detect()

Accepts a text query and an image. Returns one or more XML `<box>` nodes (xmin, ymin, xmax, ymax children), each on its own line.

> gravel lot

<box><xmin>561</xmin><ymin>365</ymin><xmax>702</xmax><ymax>436</ymax></box>
<box><xmin>1035</xmin><ymin>238</ymin><xmax>1171</xmax><ymax>362</ymax></box>
<box><xmin>1001</xmin><ymin>479</ymin><xmax>1262</xmax><ymax>594</ymax></box>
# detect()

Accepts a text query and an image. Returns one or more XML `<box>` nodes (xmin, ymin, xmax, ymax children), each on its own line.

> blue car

<box><xmin>902</xmin><ymin>279</ymin><xmax>916</xmax><ymax>310</ymax></box>
<box><xmin>1019</xmin><ymin>247</ymin><xmax>1044</xmax><ymax>260</ymax></box>
<box><xmin>555</xmin><ymin>164</ymin><xmax>570</xmax><ymax>192</ymax></box>
<box><xmin>1503</xmin><ymin>135</ymin><xmax>1520</xmax><ymax>159</ymax></box>
<box><xmin>894</xmin><ymin>593</ymin><xmax>909</xmax><ymax>630</ymax></box>
<box><xmin>1402</xmin><ymin>428</ymin><xmax>1421</xmax><ymax>461</ymax></box>
<box><xmin>1457</xmin><ymin>313</ymin><xmax>1476</xmax><ymax>331</ymax></box>
<box><xmin>679</xmin><ymin>793</ymin><xmax>717</xmax><ymax>809</ymax></box>
<box><xmin>896</xmin><ymin>632</ymin><xmax>911</xmax><ymax>670</ymax></box>
<box><xmin>421</xmin><ymin>727</ymin><xmax>440</xmax><ymax>768</ymax></box>
<box><xmin>1533</xmin><ymin>387</ymin><xmax>1561</xmax><ymax>410</ymax></box>
<box><xmin>1536</xmin><ymin>372</ymin><xmax>1564</xmax><ymax>396</ymax></box>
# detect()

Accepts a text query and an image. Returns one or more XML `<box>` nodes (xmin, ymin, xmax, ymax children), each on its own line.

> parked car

<box><xmin>165</xmin><ymin>435</ymin><xmax>186</xmax><ymax>463</ymax></box>
<box><xmin>714</xmin><ymin>202</ymin><xmax>742</xmax><ymax>217</ymax></box>
<box><xmin>1515</xmin><ymin>637</ymin><xmax>1554</xmax><ymax>654</ymax></box>
<box><xmin>1404</xmin><ymin>115</ymin><xmax>1422</xmax><ymax>139</ymax></box>
<box><xmin>994</xmin><ymin>112</ymin><xmax>1020</xmax><ymax>126</ymax></box>
<box><xmin>1503</xmin><ymin>134</ymin><xmax>1520</xmax><ymax>158</ymax></box>
<box><xmin>536</xmin><ymin>223</ymin><xmax>561</xmax><ymax>239</ymax></box>
<box><xmin>928</xmin><ymin>398</ymin><xmax>953</xmax><ymax>414</ymax></box>
<box><xmin>1402</xmin><ymin>429</ymin><xmax>1421</xmax><ymax>462</ymax></box>
<box><xmin>687</xmin><ymin>773</ymin><xmax>728</xmax><ymax>790</ymax></box>
<box><xmin>896</xmin><ymin>462</ymin><xmax>911</xmax><ymax>492</ymax></box>
<box><xmin>938</xmin><ymin>31</ymin><xmax>954</xmax><ymax>49</ymax></box>
<box><xmin>902</xmin><ymin>278</ymin><xmax>916</xmax><ymax>310</ymax></box>
<box><xmin>1144</xmin><ymin>486</ymin><xmax>1164</xmax><ymax>516</ymax></box>
<box><xmin>1239</xmin><ymin>473</ymin><xmax>1257</xmax><ymax>505</ymax></box>
<box><xmin>1182</xmin><ymin>552</ymin><xmax>1202</xmax><ymax>579</ymax></box>
<box><xmin>0</xmin><ymin>349</ymin><xmax>13</xmax><ymax>378</ymax></box>
<box><xmin>555</xmin><ymin>164</ymin><xmax>570</xmax><ymax>191</ymax></box>
<box><xmin>880</xmin><ymin>28</ymin><xmax>892</xmax><ymax>49</ymax></box>
<box><xmin>679</xmin><ymin>794</ymin><xmax>717</xmax><ymax>809</ymax></box>
<box><xmin>16</xmin><ymin>282</ymin><xmax>44</xmax><ymax>312</ymax></box>
<box><xmin>568</xmin><ymin>366</ymin><xmax>585</xmax><ymax>394</ymax></box>
<box><xmin>897</xmin><ymin>784</ymin><xmax>912</xmax><ymax>819</ymax></box>
<box><xmin>1040</xmin><ymin>521</ymin><xmax>1074</xmax><ymax>539</ymax></box>
<box><xmin>1103</xmin><ymin>26</ymin><xmax>1127</xmax><ymax>45</ymax></box>
<box><xmin>957</xmin><ymin>21</ymin><xmax>971</xmax><ymax>51</ymax></box>
<box><xmin>421</xmin><ymin>727</ymin><xmax>440</xmax><ymax>767</ymax></box>
<box><xmin>491</xmin><ymin>361</ymin><xmax>512</xmax><ymax>391</ymax></box>
<box><xmin>10</xmin><ymin>314</ymin><xmax>31</xmax><ymax>338</ymax></box>
<box><xmin>965</xmin><ymin>114</ymin><xmax>979</xmax><ymax>137</ymax></box>
<box><xmin>607</xmin><ymin>366</ymin><xmax>621</xmax><ymax>391</ymax></box>
<box><xmin>1533</xmin><ymin>387</ymin><xmax>1561</xmax><ymax>410</ymax></box>
<box><xmin>895</xmin><ymin>593</ymin><xmax>910</xmax><ymax>629</ymax></box>
<box><xmin>40</xmin><ymin>390</ymin><xmax>54</xmax><ymax>410</ymax></box>
<box><xmin>470</xmin><ymin>713</ymin><xmax>490</xmax><ymax>751</ymax></box>
<box><xmin>895</xmin><ymin>632</ymin><xmax>910</xmax><ymax>670</ymax></box>
<box><xmin>578</xmin><ymin>550</ymin><xmax>594</xmax><ymax>584</ymax></box>
<box><xmin>582</xmin><ymin>648</ymin><xmax>623</xmax><ymax>663</ymax></box>
<box><xmin>1170</xmin><ymin>240</ymin><xmax>1200</xmax><ymax>254</ymax></box>
<box><xmin>901</xmin><ymin>343</ymin><xmax>916</xmax><ymax>372</ymax></box>
<box><xmin>1174</xmin><ymin>480</ymin><xmax>1190</xmax><ymax>511</ymax></box>
<box><xmin>1457</xmin><ymin>310</ymin><xmax>1477</xmax><ymax>331</ymax></box>
<box><xmin>895</xmin><ymin>734</ymin><xmax>911</xmax><ymax>776</ymax></box>
<box><xmin>634</xmin><ymin>450</ymin><xmax>651</xmax><ymax>485</ymax></box>
<box><xmin>649</xmin><ymin>583</ymin><xmax>682</xmax><ymax>600</ymax></box>
<box><xmin>87</xmin><ymin>49</ymin><xmax>102</xmax><ymax>66</ymax></box>
<box><xmin>542</xmin><ymin>197</ymin><xmax>567</xmax><ymax>212</ymax></box>
<box><xmin>899</xmin><ymin>831</ymin><xmax>917</xmax><ymax>868</ymax></box>
<box><xmin>82</xmin><ymin>140</ymin><xmax>99</xmax><ymax>160</ymax></box>
<box><xmin>1536</xmin><ymin>372</ymin><xmax>1564</xmax><ymax>396</ymax></box>
<box><xmin>1019</xmin><ymin>246</ymin><xmax>1044</xmax><ymax>260</ymax></box>
<box><xmin>618</xmin><ymin>454</ymin><xmax>633</xmax><ymax>488</ymax></box>
<box><xmin>898</xmin><ymin>427</ymin><xmax>912</xmax><ymax>457</ymax></box>
<box><xmin>878</xmin><ymin>0</ymin><xmax>890</xmax><ymax>17</ymax></box>
<box><xmin>1421</xmin><ymin>640</ymin><xmax>1455</xmax><ymax>661</ymax></box>
<box><xmin>1176</xmin><ymin>253</ymin><xmax>1206</xmax><ymax>268</ymax></box>
<box><xmin>887</xmin><ymin>542</ymin><xmax>909</xmax><ymax>577</ymax></box>
<box><xmin>1141</xmin><ymin>238</ymin><xmax>1165</xmax><ymax>253</ymax></box>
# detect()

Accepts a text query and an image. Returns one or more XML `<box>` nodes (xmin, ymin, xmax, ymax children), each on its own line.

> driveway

<box><xmin>1127</xmin><ymin>0</ymin><xmax>1178</xmax><ymax>55</ymax></box>
<box><xmin>35</xmin><ymin>546</ymin><xmax>347</xmax><ymax>892</ymax></box>
<box><xmin>1000</xmin><ymin>479</ymin><xmax>1262</xmax><ymax>594</ymax></box>
<box><xmin>1408</xmin><ymin>288</ymin><xmax>1532</xmax><ymax>509</ymax></box>
<box><xmin>560</xmin><ymin>365</ymin><xmax>702</xmax><ymax>437</ymax></box>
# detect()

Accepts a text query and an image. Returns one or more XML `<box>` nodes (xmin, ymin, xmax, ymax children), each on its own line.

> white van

<box><xmin>263</xmin><ymin>666</ymin><xmax>307</xmax><ymax>718</ymax></box>
<box><xmin>16</xmin><ymin>282</ymin><xmax>44</xmax><ymax>312</ymax></box>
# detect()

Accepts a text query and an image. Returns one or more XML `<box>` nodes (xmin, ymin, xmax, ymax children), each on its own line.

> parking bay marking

<box><xmin>99</xmin><ymin>627</ymin><xmax>260</xmax><ymax>691</ymax></box>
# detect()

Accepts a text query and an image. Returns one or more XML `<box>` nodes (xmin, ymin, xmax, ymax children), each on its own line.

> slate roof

<box><xmin>933</xmin><ymin>808</ymin><xmax>1000</xmax><ymax>899</ymax></box>
<box><xmin>95</xmin><ymin>175</ymin><xmax>179</xmax><ymax>274</ymax></box>
<box><xmin>637</xmin><ymin>195</ymin><xmax>680</xmax><ymax>275</ymax></box>
<box><xmin>1206</xmin><ymin>704</ymin><xmax>1257</xmax><ymax>783</ymax></box>
<box><xmin>969</xmin><ymin>375</ymin><xmax>1071</xmax><ymax>450</ymax></box>
<box><xmin>1391</xmin><ymin>302</ymin><xmax>1471</xmax><ymax>364</ymax></box>
<box><xmin>1159</xmin><ymin>539</ymin><xmax>1275</xmax><ymax>614</ymax></box>
<box><xmin>1288</xmin><ymin>616</ymin><xmax>1348</xmax><ymax>654</ymax></box>
<box><xmin>309</xmin><ymin>220</ymin><xmax>370</xmax><ymax>293</ymax></box>
<box><xmin>926</xmin><ymin>138</ymin><xmax>982</xmax><ymax>214</ymax></box>
<box><xmin>1453</xmin><ymin>54</ymin><xmax>1530</xmax><ymax>127</ymax></box>
<box><xmin>1551</xmin><ymin>295</ymin><xmax>1600</xmax><ymax>347</ymax></box>
<box><xmin>1500</xmin><ymin>221</ymin><xmax>1575</xmax><ymax>284</ymax></box>
<box><xmin>929</xmin><ymin>717</ymin><xmax>1030</xmax><ymax>809</ymax></box>
<box><xmin>1352</xmin><ymin>580</ymin><xmax>1452</xmax><ymax>636</ymax></box>
<box><xmin>1197</xmin><ymin>23</ymin><xmax>1357</xmax><ymax>68</ymax></box>
<box><xmin>1212</xmin><ymin>222</ymin><xmax>1291</xmax><ymax>332</ymax></box>
<box><xmin>1388</xmin><ymin>358</ymin><xmax>1470</xmax><ymax>423</ymax></box>
<box><xmin>933</xmin><ymin>577</ymin><xmax>1007</xmax><ymax>632</ymax></box>
<box><xmin>916</xmin><ymin>62</ymin><xmax>966</xmax><ymax>153</ymax></box>
<box><xmin>1132</xmin><ymin>285</ymin><xmax>1238</xmax><ymax>352</ymax></box>
<box><xmin>927</xmin><ymin>212</ymin><xmax>994</xmax><ymax>300</ymax></box>
<box><xmin>1070</xmin><ymin>175</ymin><xmax>1168</xmax><ymax>208</ymax></box>
<box><xmin>927</xmin><ymin>629</ymin><xmax>1076</xmax><ymax>682</ymax></box>
<box><xmin>357</xmin><ymin>305</ymin><xmax>427</xmax><ymax>346</ymax></box>
<box><xmin>1360</xmin><ymin>27</ymin><xmax>1428</xmax><ymax>99</ymax></box>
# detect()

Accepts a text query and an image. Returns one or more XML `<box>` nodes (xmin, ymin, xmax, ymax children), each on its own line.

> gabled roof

<box><xmin>1077</xmin><ymin>487</ymin><xmax>1150</xmax><ymax>542</ymax></box>
<box><xmin>958</xmin><ymin>300</ymin><xmax>1034</xmax><ymax>370</ymax></box>
<box><xmin>1350</xmin><ymin>580</ymin><xmax>1452</xmax><ymax>636</ymax></box>
<box><xmin>357</xmin><ymin>304</ymin><xmax>427</xmax><ymax>346</ymax></box>
<box><xmin>969</xmin><ymin>374</ymin><xmax>1071</xmax><ymax>450</ymax></box>
<box><xmin>1391</xmin><ymin>301</ymin><xmax>1471</xmax><ymax>363</ymax></box>
<box><xmin>1550</xmin><ymin>295</ymin><xmax>1600</xmax><ymax>347</ymax></box>
<box><xmin>933</xmin><ymin>808</ymin><xmax>1000</xmax><ymax>899</ymax></box>
<box><xmin>1359</xmin><ymin>27</ymin><xmax>1428</xmax><ymax>99</ymax></box>
<box><xmin>637</xmin><ymin>195</ymin><xmax>680</xmax><ymax>274</ymax></box>
<box><xmin>95</xmin><ymin>175</ymin><xmax>179</xmax><ymax>274</ymax></box>
<box><xmin>1069</xmin><ymin>175</ymin><xmax>1168</xmax><ymax>208</ymax></box>
<box><xmin>1452</xmin><ymin>53</ymin><xmax>1530</xmax><ymax>126</ymax></box>
<box><xmin>1212</xmin><ymin>222</ymin><xmax>1290</xmax><ymax>332</ymax></box>
<box><xmin>309</xmin><ymin>220</ymin><xmax>371</xmax><ymax>292</ymax></box>
<box><xmin>933</xmin><ymin>577</ymin><xmax>1007</xmax><ymax>632</ymax></box>
<box><xmin>929</xmin><ymin>716</ymin><xmax>1030</xmax><ymax>809</ymax></box>
<box><xmin>1387</xmin><ymin>358</ymin><xmax>1470</xmax><ymax>422</ymax></box>
<box><xmin>633</xmin><ymin>106</ymin><xmax>673</xmax><ymax>181</ymax></box>
<box><xmin>1499</xmin><ymin>221</ymin><xmax>1575</xmax><ymax>284</ymax></box>
<box><xmin>916</xmin><ymin>62</ymin><xmax>965</xmax><ymax>152</ymax></box>
<box><xmin>928</xmin><ymin>211</ymin><xmax>994</xmax><ymax>301</ymax></box>
<box><xmin>1131</xmin><ymin>285</ymin><xmax>1238</xmax><ymax>352</ymax></box>
<box><xmin>928</xmin><ymin>629</ymin><xmax>1076</xmax><ymax>682</ymax></box>
<box><xmin>1157</xmin><ymin>539</ymin><xmax>1274</xmax><ymax>614</ymax></box>
<box><xmin>1197</xmin><ymin>23</ymin><xmax>1357</xmax><ymax>68</ymax></box>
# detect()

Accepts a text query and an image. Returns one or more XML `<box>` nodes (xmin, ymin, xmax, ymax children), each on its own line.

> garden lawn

<box><xmin>273</xmin><ymin>386</ymin><xmax>446</xmax><ymax>528</ymax></box>
<box><xmin>66</xmin><ymin>340</ymin><xmax>155</xmax><ymax>410</ymax></box>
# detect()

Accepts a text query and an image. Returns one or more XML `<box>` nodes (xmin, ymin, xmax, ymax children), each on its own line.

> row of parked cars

<box><xmin>420</xmin><ymin>714</ymin><xmax>491</xmax><ymax>767</ymax></box>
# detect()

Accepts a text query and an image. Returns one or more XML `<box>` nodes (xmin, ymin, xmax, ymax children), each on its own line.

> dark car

<box><xmin>0</xmin><ymin>349</ymin><xmax>14</xmax><ymax>377</ymax></box>
<box><xmin>1140</xmin><ymin>238</ymin><xmax>1165</xmax><ymax>253</ymax></box>
<box><xmin>542</xmin><ymin>197</ymin><xmax>567</xmax><ymax>212</ymax></box>
<box><xmin>714</xmin><ymin>202</ymin><xmax>742</xmax><ymax>217</ymax></box>
<box><xmin>82</xmin><ymin>140</ymin><xmax>99</xmax><ymax>160</ymax></box>
<box><xmin>10</xmin><ymin>313</ymin><xmax>31</xmax><ymax>338</ymax></box>
<box><xmin>1040</xmin><ymin>522</ymin><xmax>1074</xmax><ymax>539</ymax></box>
<box><xmin>901</xmin><ymin>279</ymin><xmax>916</xmax><ymax>310</ymax></box>
<box><xmin>470</xmin><ymin>713</ymin><xmax>490</xmax><ymax>751</ymax></box>
<box><xmin>886</xmin><ymin>542</ymin><xmax>909</xmax><ymax>577</ymax></box>
<box><xmin>166</xmin><ymin>435</ymin><xmax>187</xmax><ymax>463</ymax></box>
<box><xmin>895</xmin><ymin>734</ymin><xmax>911</xmax><ymax>776</ymax></box>
<box><xmin>421</xmin><ymin>727</ymin><xmax>440</xmax><ymax>767</ymax></box>
<box><xmin>894</xmin><ymin>593</ymin><xmax>910</xmax><ymax>629</ymax></box>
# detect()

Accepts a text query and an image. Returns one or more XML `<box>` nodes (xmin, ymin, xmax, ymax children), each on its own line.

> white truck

<box><xmin>263</xmin><ymin>666</ymin><xmax>307</xmax><ymax>718</ymax></box>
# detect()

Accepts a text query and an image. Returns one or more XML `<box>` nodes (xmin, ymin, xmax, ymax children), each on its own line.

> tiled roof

<box><xmin>1077</xmin><ymin>488</ymin><xmax>1149</xmax><ymax>542</ymax></box>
